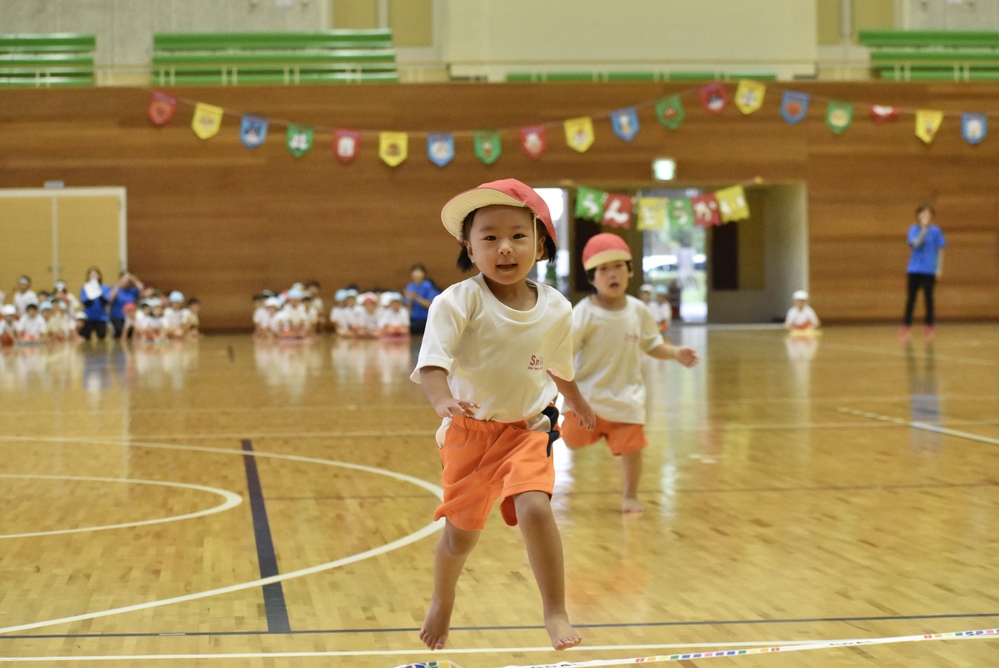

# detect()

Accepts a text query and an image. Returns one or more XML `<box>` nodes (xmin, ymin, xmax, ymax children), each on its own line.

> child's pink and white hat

<box><xmin>582</xmin><ymin>233</ymin><xmax>631</xmax><ymax>270</ymax></box>
<box><xmin>440</xmin><ymin>178</ymin><xmax>555</xmax><ymax>244</ymax></box>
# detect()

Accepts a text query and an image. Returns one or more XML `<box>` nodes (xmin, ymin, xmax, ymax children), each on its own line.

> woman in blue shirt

<box><xmin>403</xmin><ymin>263</ymin><xmax>440</xmax><ymax>336</ymax></box>
<box><xmin>79</xmin><ymin>266</ymin><xmax>114</xmax><ymax>341</ymax></box>
<box><xmin>901</xmin><ymin>204</ymin><xmax>946</xmax><ymax>342</ymax></box>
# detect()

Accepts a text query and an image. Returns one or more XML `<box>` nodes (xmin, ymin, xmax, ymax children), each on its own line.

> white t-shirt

<box><xmin>572</xmin><ymin>295</ymin><xmax>664</xmax><ymax>424</ymax></box>
<box><xmin>13</xmin><ymin>290</ymin><xmax>38</xmax><ymax>315</ymax></box>
<box><xmin>785</xmin><ymin>305</ymin><xmax>820</xmax><ymax>329</ymax></box>
<box><xmin>648</xmin><ymin>299</ymin><xmax>672</xmax><ymax>326</ymax></box>
<box><xmin>378</xmin><ymin>307</ymin><xmax>410</xmax><ymax>329</ymax></box>
<box><xmin>16</xmin><ymin>313</ymin><xmax>48</xmax><ymax>337</ymax></box>
<box><xmin>412</xmin><ymin>274</ymin><xmax>574</xmax><ymax>423</ymax></box>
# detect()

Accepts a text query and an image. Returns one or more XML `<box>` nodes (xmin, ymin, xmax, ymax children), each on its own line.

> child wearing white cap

<box><xmin>411</xmin><ymin>178</ymin><xmax>595</xmax><ymax>652</ymax></box>
<box><xmin>0</xmin><ymin>305</ymin><xmax>19</xmax><ymax>346</ymax></box>
<box><xmin>377</xmin><ymin>292</ymin><xmax>410</xmax><ymax>338</ymax></box>
<box><xmin>12</xmin><ymin>276</ymin><xmax>38</xmax><ymax>316</ymax></box>
<box><xmin>560</xmin><ymin>233</ymin><xmax>698</xmax><ymax>514</ymax></box>
<box><xmin>784</xmin><ymin>289</ymin><xmax>821</xmax><ymax>334</ymax></box>
<box><xmin>649</xmin><ymin>285</ymin><xmax>672</xmax><ymax>333</ymax></box>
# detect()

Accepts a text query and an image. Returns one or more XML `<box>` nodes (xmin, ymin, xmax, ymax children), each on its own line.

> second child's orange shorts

<box><xmin>435</xmin><ymin>414</ymin><xmax>555</xmax><ymax>531</ymax></box>
<box><xmin>560</xmin><ymin>412</ymin><xmax>647</xmax><ymax>456</ymax></box>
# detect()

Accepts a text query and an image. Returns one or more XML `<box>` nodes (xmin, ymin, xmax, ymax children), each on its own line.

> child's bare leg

<box><xmin>513</xmin><ymin>491</ymin><xmax>581</xmax><ymax>650</ymax></box>
<box><xmin>621</xmin><ymin>450</ymin><xmax>644</xmax><ymax>514</ymax></box>
<box><xmin>421</xmin><ymin>520</ymin><xmax>479</xmax><ymax>651</ymax></box>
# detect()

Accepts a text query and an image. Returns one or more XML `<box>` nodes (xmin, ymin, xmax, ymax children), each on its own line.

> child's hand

<box><xmin>675</xmin><ymin>347</ymin><xmax>699</xmax><ymax>368</ymax></box>
<box><xmin>436</xmin><ymin>398</ymin><xmax>479</xmax><ymax>419</ymax></box>
<box><xmin>567</xmin><ymin>397</ymin><xmax>596</xmax><ymax>431</ymax></box>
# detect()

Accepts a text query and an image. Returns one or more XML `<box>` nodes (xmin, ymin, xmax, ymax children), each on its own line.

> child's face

<box><xmin>363</xmin><ymin>300</ymin><xmax>378</xmax><ymax>313</ymax></box>
<box><xmin>590</xmin><ymin>260</ymin><xmax>632</xmax><ymax>299</ymax></box>
<box><xmin>465</xmin><ymin>206</ymin><xmax>542</xmax><ymax>286</ymax></box>
<box><xmin>795</xmin><ymin>299</ymin><xmax>807</xmax><ymax>308</ymax></box>
<box><xmin>640</xmin><ymin>290</ymin><xmax>652</xmax><ymax>303</ymax></box>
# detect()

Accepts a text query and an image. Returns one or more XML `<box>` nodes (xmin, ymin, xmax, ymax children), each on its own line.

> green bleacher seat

<box><xmin>859</xmin><ymin>29</ymin><xmax>999</xmax><ymax>81</ymax></box>
<box><xmin>0</xmin><ymin>34</ymin><xmax>95</xmax><ymax>87</ymax></box>
<box><xmin>504</xmin><ymin>70</ymin><xmax>775</xmax><ymax>83</ymax></box>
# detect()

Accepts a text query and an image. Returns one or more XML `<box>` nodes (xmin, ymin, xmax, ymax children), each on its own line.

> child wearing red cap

<box><xmin>561</xmin><ymin>233</ymin><xmax>699</xmax><ymax>514</ymax></box>
<box><xmin>411</xmin><ymin>178</ymin><xmax>595</xmax><ymax>652</ymax></box>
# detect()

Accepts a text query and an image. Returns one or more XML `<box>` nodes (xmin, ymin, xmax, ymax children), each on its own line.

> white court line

<box><xmin>0</xmin><ymin>437</ymin><xmax>444</xmax><ymax>636</ymax></box>
<box><xmin>837</xmin><ymin>408</ymin><xmax>999</xmax><ymax>447</ymax></box>
<box><xmin>0</xmin><ymin>474</ymin><xmax>241</xmax><ymax>539</ymax></box>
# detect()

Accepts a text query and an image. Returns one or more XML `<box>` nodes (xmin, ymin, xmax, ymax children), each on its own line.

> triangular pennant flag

<box><xmin>699</xmin><ymin>82</ymin><xmax>728</xmax><ymax>114</ymax></box>
<box><xmin>564</xmin><ymin>117</ymin><xmax>595</xmax><ymax>152</ymax></box>
<box><xmin>147</xmin><ymin>92</ymin><xmax>176</xmax><ymax>126</ymax></box>
<box><xmin>474</xmin><ymin>130</ymin><xmax>501</xmax><ymax>164</ymax></box>
<box><xmin>286</xmin><ymin>124</ymin><xmax>314</xmax><ymax>157</ymax></box>
<box><xmin>426</xmin><ymin>132</ymin><xmax>455</xmax><ymax>167</ymax></box>
<box><xmin>961</xmin><ymin>112</ymin><xmax>987</xmax><ymax>145</ymax></box>
<box><xmin>734</xmin><ymin>80</ymin><xmax>765</xmax><ymax>115</ymax></box>
<box><xmin>780</xmin><ymin>90</ymin><xmax>810</xmax><ymax>125</ymax></box>
<box><xmin>610</xmin><ymin>107</ymin><xmax>640</xmax><ymax>141</ymax></box>
<box><xmin>379</xmin><ymin>131</ymin><xmax>408</xmax><ymax>166</ymax></box>
<box><xmin>333</xmin><ymin>129</ymin><xmax>360</xmax><ymax>164</ymax></box>
<box><xmin>715</xmin><ymin>185</ymin><xmax>750</xmax><ymax>222</ymax></box>
<box><xmin>826</xmin><ymin>100</ymin><xmax>854</xmax><ymax>134</ymax></box>
<box><xmin>691</xmin><ymin>193</ymin><xmax>722</xmax><ymax>227</ymax></box>
<box><xmin>915</xmin><ymin>110</ymin><xmax>943</xmax><ymax>144</ymax></box>
<box><xmin>520</xmin><ymin>126</ymin><xmax>547</xmax><ymax>159</ymax></box>
<box><xmin>655</xmin><ymin>95</ymin><xmax>685</xmax><ymax>129</ymax></box>
<box><xmin>870</xmin><ymin>105</ymin><xmax>898</xmax><ymax>123</ymax></box>
<box><xmin>602</xmin><ymin>194</ymin><xmax>632</xmax><ymax>229</ymax></box>
<box><xmin>636</xmin><ymin>197</ymin><xmax>668</xmax><ymax>231</ymax></box>
<box><xmin>239</xmin><ymin>115</ymin><xmax>268</xmax><ymax>149</ymax></box>
<box><xmin>575</xmin><ymin>187</ymin><xmax>608</xmax><ymax>222</ymax></box>
<box><xmin>191</xmin><ymin>103</ymin><xmax>224</xmax><ymax>139</ymax></box>
<box><xmin>668</xmin><ymin>198</ymin><xmax>695</xmax><ymax>229</ymax></box>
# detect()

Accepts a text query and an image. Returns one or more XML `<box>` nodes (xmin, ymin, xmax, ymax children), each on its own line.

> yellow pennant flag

<box><xmin>379</xmin><ymin>131</ymin><xmax>408</xmax><ymax>167</ymax></box>
<box><xmin>734</xmin><ymin>79</ymin><xmax>766</xmax><ymax>115</ymax></box>
<box><xmin>636</xmin><ymin>197</ymin><xmax>668</xmax><ymax>231</ymax></box>
<box><xmin>191</xmin><ymin>103</ymin><xmax>224</xmax><ymax>139</ymax></box>
<box><xmin>715</xmin><ymin>185</ymin><xmax>750</xmax><ymax>222</ymax></box>
<box><xmin>564</xmin><ymin>117</ymin><xmax>595</xmax><ymax>153</ymax></box>
<box><xmin>915</xmin><ymin>110</ymin><xmax>944</xmax><ymax>144</ymax></box>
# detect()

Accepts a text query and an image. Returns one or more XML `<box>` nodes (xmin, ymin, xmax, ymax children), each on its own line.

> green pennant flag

<box><xmin>574</xmin><ymin>187</ymin><xmax>608</xmax><ymax>222</ymax></box>
<box><xmin>655</xmin><ymin>95</ymin><xmax>685</xmax><ymax>130</ymax></box>
<box><xmin>474</xmin><ymin>130</ymin><xmax>502</xmax><ymax>165</ymax></box>
<box><xmin>825</xmin><ymin>100</ymin><xmax>854</xmax><ymax>135</ymax></box>
<box><xmin>286</xmin><ymin>124</ymin><xmax>314</xmax><ymax>157</ymax></box>
<box><xmin>668</xmin><ymin>198</ymin><xmax>694</xmax><ymax>229</ymax></box>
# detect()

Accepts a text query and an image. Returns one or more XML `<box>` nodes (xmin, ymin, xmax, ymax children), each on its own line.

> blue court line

<box><xmin>3</xmin><ymin>611</ymin><xmax>998</xmax><ymax>640</ymax></box>
<box><xmin>241</xmin><ymin>439</ymin><xmax>291</xmax><ymax>634</ymax></box>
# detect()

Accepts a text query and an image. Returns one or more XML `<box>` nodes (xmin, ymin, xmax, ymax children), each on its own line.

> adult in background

<box><xmin>901</xmin><ymin>203</ymin><xmax>946</xmax><ymax>343</ymax></box>
<box><xmin>79</xmin><ymin>266</ymin><xmax>113</xmax><ymax>341</ymax></box>
<box><xmin>109</xmin><ymin>270</ymin><xmax>144</xmax><ymax>339</ymax></box>
<box><xmin>404</xmin><ymin>263</ymin><xmax>440</xmax><ymax>336</ymax></box>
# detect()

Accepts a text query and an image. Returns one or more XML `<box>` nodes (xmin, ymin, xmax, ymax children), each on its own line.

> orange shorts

<box><xmin>435</xmin><ymin>414</ymin><xmax>555</xmax><ymax>531</ymax></box>
<box><xmin>560</xmin><ymin>412</ymin><xmax>647</xmax><ymax>456</ymax></box>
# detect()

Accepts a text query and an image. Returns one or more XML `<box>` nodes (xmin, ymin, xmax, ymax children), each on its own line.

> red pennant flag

<box><xmin>692</xmin><ymin>194</ymin><xmax>722</xmax><ymax>227</ymax></box>
<box><xmin>870</xmin><ymin>105</ymin><xmax>899</xmax><ymax>123</ymax></box>
<box><xmin>147</xmin><ymin>92</ymin><xmax>176</xmax><ymax>126</ymax></box>
<box><xmin>333</xmin><ymin>129</ymin><xmax>361</xmax><ymax>164</ymax></box>
<box><xmin>602</xmin><ymin>194</ymin><xmax>632</xmax><ymax>229</ymax></box>
<box><xmin>520</xmin><ymin>126</ymin><xmax>548</xmax><ymax>159</ymax></box>
<box><xmin>699</xmin><ymin>83</ymin><xmax>729</xmax><ymax>114</ymax></box>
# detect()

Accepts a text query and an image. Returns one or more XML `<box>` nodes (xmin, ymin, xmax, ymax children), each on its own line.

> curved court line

<box><xmin>0</xmin><ymin>436</ymin><xmax>444</xmax><ymax>636</ymax></box>
<box><xmin>0</xmin><ymin>474</ymin><xmax>242</xmax><ymax>539</ymax></box>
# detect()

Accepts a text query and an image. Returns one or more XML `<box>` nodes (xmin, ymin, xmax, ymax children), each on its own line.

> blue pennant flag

<box><xmin>239</xmin><ymin>115</ymin><xmax>268</xmax><ymax>149</ymax></box>
<box><xmin>780</xmin><ymin>90</ymin><xmax>810</xmax><ymax>125</ymax></box>
<box><xmin>610</xmin><ymin>107</ymin><xmax>640</xmax><ymax>141</ymax></box>
<box><xmin>961</xmin><ymin>112</ymin><xmax>987</xmax><ymax>145</ymax></box>
<box><xmin>426</xmin><ymin>132</ymin><xmax>455</xmax><ymax>167</ymax></box>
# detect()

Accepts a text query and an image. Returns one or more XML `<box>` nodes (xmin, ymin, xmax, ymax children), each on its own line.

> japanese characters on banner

<box><xmin>580</xmin><ymin>183</ymin><xmax>751</xmax><ymax>231</ymax></box>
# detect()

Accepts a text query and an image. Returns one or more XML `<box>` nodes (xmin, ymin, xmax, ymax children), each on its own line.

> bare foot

<box><xmin>621</xmin><ymin>497</ymin><xmax>644</xmax><ymax>514</ymax></box>
<box><xmin>545</xmin><ymin>613</ymin><xmax>582</xmax><ymax>650</ymax></box>
<box><xmin>419</xmin><ymin>600</ymin><xmax>452</xmax><ymax>650</ymax></box>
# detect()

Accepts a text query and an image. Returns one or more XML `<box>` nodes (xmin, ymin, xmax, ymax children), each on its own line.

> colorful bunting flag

<box><xmin>715</xmin><ymin>185</ymin><xmax>750</xmax><ymax>222</ymax></box>
<box><xmin>520</xmin><ymin>126</ymin><xmax>547</xmax><ymax>159</ymax></box>
<box><xmin>575</xmin><ymin>187</ymin><xmax>608</xmax><ymax>222</ymax></box>
<box><xmin>780</xmin><ymin>90</ymin><xmax>810</xmax><ymax>125</ymax></box>
<box><xmin>333</xmin><ymin>129</ymin><xmax>360</xmax><ymax>164</ymax></box>
<box><xmin>915</xmin><ymin>110</ymin><xmax>943</xmax><ymax>144</ymax></box>
<box><xmin>564</xmin><ymin>117</ymin><xmax>595</xmax><ymax>153</ymax></box>
<box><xmin>668</xmin><ymin>198</ymin><xmax>695</xmax><ymax>229</ymax></box>
<box><xmin>692</xmin><ymin>193</ymin><xmax>722</xmax><ymax>227</ymax></box>
<box><xmin>379</xmin><ymin>131</ymin><xmax>408</xmax><ymax>166</ymax></box>
<box><xmin>147</xmin><ymin>92</ymin><xmax>176</xmax><ymax>126</ymax></box>
<box><xmin>735</xmin><ymin>80</ymin><xmax>765</xmax><ymax>115</ymax></box>
<box><xmin>610</xmin><ymin>107</ymin><xmax>640</xmax><ymax>141</ymax></box>
<box><xmin>961</xmin><ymin>112</ymin><xmax>987</xmax><ymax>145</ymax></box>
<box><xmin>870</xmin><ymin>105</ymin><xmax>898</xmax><ymax>123</ymax></box>
<box><xmin>602</xmin><ymin>194</ymin><xmax>632</xmax><ymax>229</ymax></box>
<box><xmin>426</xmin><ymin>132</ymin><xmax>455</xmax><ymax>167</ymax></box>
<box><xmin>474</xmin><ymin>130</ymin><xmax>501</xmax><ymax>165</ymax></box>
<box><xmin>191</xmin><ymin>103</ymin><xmax>224</xmax><ymax>140</ymax></box>
<box><xmin>826</xmin><ymin>100</ymin><xmax>854</xmax><ymax>134</ymax></box>
<box><xmin>699</xmin><ymin>83</ymin><xmax>728</xmax><ymax>114</ymax></box>
<box><xmin>636</xmin><ymin>197</ymin><xmax>668</xmax><ymax>231</ymax></box>
<box><xmin>239</xmin><ymin>115</ymin><xmax>268</xmax><ymax>150</ymax></box>
<box><xmin>655</xmin><ymin>95</ymin><xmax>685</xmax><ymax>129</ymax></box>
<box><xmin>286</xmin><ymin>124</ymin><xmax>314</xmax><ymax>157</ymax></box>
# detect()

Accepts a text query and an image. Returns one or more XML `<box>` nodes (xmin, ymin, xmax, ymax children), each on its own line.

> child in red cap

<box><xmin>561</xmin><ymin>233</ymin><xmax>699</xmax><ymax>514</ymax></box>
<box><xmin>411</xmin><ymin>178</ymin><xmax>595</xmax><ymax>652</ymax></box>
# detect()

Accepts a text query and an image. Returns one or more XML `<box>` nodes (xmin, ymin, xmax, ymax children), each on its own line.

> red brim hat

<box><xmin>440</xmin><ymin>178</ymin><xmax>556</xmax><ymax>245</ymax></box>
<box><xmin>582</xmin><ymin>232</ymin><xmax>632</xmax><ymax>270</ymax></box>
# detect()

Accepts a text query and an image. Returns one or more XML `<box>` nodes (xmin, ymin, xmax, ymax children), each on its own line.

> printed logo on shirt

<box><xmin>624</xmin><ymin>333</ymin><xmax>640</xmax><ymax>344</ymax></box>
<box><xmin>528</xmin><ymin>355</ymin><xmax>544</xmax><ymax>371</ymax></box>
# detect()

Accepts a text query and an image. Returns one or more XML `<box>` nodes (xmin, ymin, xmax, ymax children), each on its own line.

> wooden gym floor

<box><xmin>1</xmin><ymin>323</ymin><xmax>998</xmax><ymax>667</ymax></box>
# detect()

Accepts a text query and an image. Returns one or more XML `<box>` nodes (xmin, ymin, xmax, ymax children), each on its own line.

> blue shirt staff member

<box><xmin>404</xmin><ymin>263</ymin><xmax>440</xmax><ymax>336</ymax></box>
<box><xmin>79</xmin><ymin>266</ymin><xmax>114</xmax><ymax>341</ymax></box>
<box><xmin>109</xmin><ymin>270</ymin><xmax>144</xmax><ymax>339</ymax></box>
<box><xmin>901</xmin><ymin>203</ymin><xmax>946</xmax><ymax>342</ymax></box>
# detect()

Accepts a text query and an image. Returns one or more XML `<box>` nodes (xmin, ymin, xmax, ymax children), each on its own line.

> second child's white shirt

<box><xmin>412</xmin><ymin>274</ymin><xmax>574</xmax><ymax>423</ymax></box>
<box><xmin>572</xmin><ymin>295</ymin><xmax>664</xmax><ymax>424</ymax></box>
